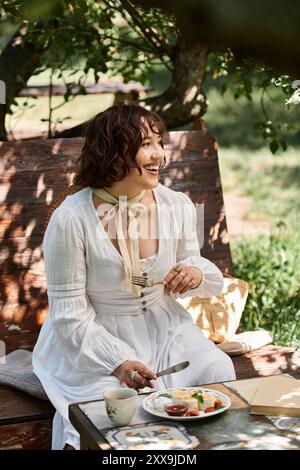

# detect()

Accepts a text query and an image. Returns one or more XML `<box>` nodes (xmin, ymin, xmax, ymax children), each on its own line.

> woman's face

<box><xmin>104</xmin><ymin>120</ymin><xmax>165</xmax><ymax>196</ymax></box>
<box><xmin>135</xmin><ymin>123</ymin><xmax>164</xmax><ymax>187</ymax></box>
<box><xmin>123</xmin><ymin>122</ymin><xmax>165</xmax><ymax>192</ymax></box>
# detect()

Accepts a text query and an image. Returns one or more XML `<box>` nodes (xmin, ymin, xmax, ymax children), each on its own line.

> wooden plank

<box><xmin>232</xmin><ymin>345</ymin><xmax>300</xmax><ymax>380</ymax></box>
<box><xmin>0</xmin><ymin>331</ymin><xmax>41</xmax><ymax>352</ymax></box>
<box><xmin>0</xmin><ymin>419</ymin><xmax>52</xmax><ymax>450</ymax></box>
<box><xmin>18</xmin><ymin>81</ymin><xmax>151</xmax><ymax>98</ymax></box>
<box><xmin>0</xmin><ymin>385</ymin><xmax>54</xmax><ymax>425</ymax></box>
<box><xmin>0</xmin><ymin>169</ymin><xmax>222</xmax><ymax>192</ymax></box>
<box><xmin>0</xmin><ymin>209</ymin><xmax>228</xmax><ymax>241</ymax></box>
<box><xmin>0</xmin><ymin>307</ymin><xmax>45</xmax><ymax>337</ymax></box>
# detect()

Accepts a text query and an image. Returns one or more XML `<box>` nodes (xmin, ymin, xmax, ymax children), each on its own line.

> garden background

<box><xmin>1</xmin><ymin>0</ymin><xmax>300</xmax><ymax>348</ymax></box>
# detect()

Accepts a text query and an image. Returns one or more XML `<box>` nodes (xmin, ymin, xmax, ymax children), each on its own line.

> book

<box><xmin>226</xmin><ymin>374</ymin><xmax>294</xmax><ymax>404</ymax></box>
<box><xmin>250</xmin><ymin>375</ymin><xmax>300</xmax><ymax>417</ymax></box>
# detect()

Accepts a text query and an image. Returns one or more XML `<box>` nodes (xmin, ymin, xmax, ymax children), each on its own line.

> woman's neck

<box><xmin>103</xmin><ymin>184</ymin><xmax>146</xmax><ymax>200</ymax></box>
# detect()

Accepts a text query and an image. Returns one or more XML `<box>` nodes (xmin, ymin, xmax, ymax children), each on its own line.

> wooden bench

<box><xmin>0</xmin><ymin>130</ymin><xmax>299</xmax><ymax>449</ymax></box>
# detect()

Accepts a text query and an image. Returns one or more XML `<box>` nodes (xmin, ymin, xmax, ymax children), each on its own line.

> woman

<box><xmin>32</xmin><ymin>103</ymin><xmax>236</xmax><ymax>450</ymax></box>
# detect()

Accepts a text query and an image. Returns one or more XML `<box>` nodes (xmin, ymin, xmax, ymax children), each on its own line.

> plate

<box><xmin>143</xmin><ymin>387</ymin><xmax>231</xmax><ymax>421</ymax></box>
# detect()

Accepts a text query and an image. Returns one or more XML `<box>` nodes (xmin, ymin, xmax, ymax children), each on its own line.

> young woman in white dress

<box><xmin>32</xmin><ymin>104</ymin><xmax>236</xmax><ymax>450</ymax></box>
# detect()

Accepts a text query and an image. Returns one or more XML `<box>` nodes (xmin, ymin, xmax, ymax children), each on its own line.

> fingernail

<box><xmin>153</xmin><ymin>374</ymin><xmax>157</xmax><ymax>379</ymax></box>
<box><xmin>162</xmin><ymin>281</ymin><xmax>167</xmax><ymax>285</ymax></box>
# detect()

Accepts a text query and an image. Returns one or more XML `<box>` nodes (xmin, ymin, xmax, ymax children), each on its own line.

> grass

<box><xmin>7</xmin><ymin>70</ymin><xmax>125</xmax><ymax>136</ymax></box>
<box><xmin>216</xmin><ymin>145</ymin><xmax>300</xmax><ymax>347</ymax></box>
<box><xmin>7</xmin><ymin>94</ymin><xmax>114</xmax><ymax>135</ymax></box>
<box><xmin>203</xmin><ymin>86</ymin><xmax>300</xmax><ymax>347</ymax></box>
<box><xmin>232</xmin><ymin>227</ymin><xmax>300</xmax><ymax>349</ymax></box>
<box><xmin>217</xmin><ymin>146</ymin><xmax>300</xmax><ymax>225</ymax></box>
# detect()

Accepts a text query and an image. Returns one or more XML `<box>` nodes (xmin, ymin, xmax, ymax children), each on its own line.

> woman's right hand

<box><xmin>112</xmin><ymin>360</ymin><xmax>157</xmax><ymax>390</ymax></box>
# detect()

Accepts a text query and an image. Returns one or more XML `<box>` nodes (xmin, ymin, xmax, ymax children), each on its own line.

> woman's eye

<box><xmin>142</xmin><ymin>142</ymin><xmax>150</xmax><ymax>147</ymax></box>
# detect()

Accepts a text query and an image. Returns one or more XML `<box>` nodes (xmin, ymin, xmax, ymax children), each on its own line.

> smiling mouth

<box><xmin>144</xmin><ymin>168</ymin><xmax>159</xmax><ymax>175</ymax></box>
<box><xmin>143</xmin><ymin>165</ymin><xmax>161</xmax><ymax>175</ymax></box>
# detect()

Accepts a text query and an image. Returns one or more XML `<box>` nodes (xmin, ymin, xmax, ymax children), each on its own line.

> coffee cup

<box><xmin>104</xmin><ymin>388</ymin><xmax>138</xmax><ymax>426</ymax></box>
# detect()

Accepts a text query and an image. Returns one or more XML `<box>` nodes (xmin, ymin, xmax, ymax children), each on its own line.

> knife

<box><xmin>155</xmin><ymin>361</ymin><xmax>190</xmax><ymax>378</ymax></box>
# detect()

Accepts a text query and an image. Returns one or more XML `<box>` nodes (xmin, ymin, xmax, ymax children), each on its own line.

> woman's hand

<box><xmin>163</xmin><ymin>263</ymin><xmax>202</xmax><ymax>295</ymax></box>
<box><xmin>112</xmin><ymin>360</ymin><xmax>157</xmax><ymax>390</ymax></box>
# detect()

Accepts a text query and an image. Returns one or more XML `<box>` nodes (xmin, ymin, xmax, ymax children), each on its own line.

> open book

<box><xmin>250</xmin><ymin>376</ymin><xmax>300</xmax><ymax>417</ymax></box>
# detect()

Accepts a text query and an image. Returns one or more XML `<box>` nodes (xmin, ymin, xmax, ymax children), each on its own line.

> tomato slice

<box><xmin>164</xmin><ymin>403</ymin><xmax>188</xmax><ymax>416</ymax></box>
<box><xmin>204</xmin><ymin>406</ymin><xmax>216</xmax><ymax>413</ymax></box>
<box><xmin>214</xmin><ymin>399</ymin><xmax>223</xmax><ymax>407</ymax></box>
<box><xmin>185</xmin><ymin>408</ymin><xmax>199</xmax><ymax>417</ymax></box>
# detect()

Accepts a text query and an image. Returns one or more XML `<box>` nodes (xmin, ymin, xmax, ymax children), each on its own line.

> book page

<box><xmin>251</xmin><ymin>376</ymin><xmax>300</xmax><ymax>409</ymax></box>
<box><xmin>226</xmin><ymin>374</ymin><xmax>295</xmax><ymax>404</ymax></box>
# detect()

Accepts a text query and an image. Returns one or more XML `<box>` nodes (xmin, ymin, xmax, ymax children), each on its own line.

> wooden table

<box><xmin>69</xmin><ymin>376</ymin><xmax>300</xmax><ymax>450</ymax></box>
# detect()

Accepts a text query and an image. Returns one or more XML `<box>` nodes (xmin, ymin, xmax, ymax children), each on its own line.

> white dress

<box><xmin>32</xmin><ymin>183</ymin><xmax>236</xmax><ymax>449</ymax></box>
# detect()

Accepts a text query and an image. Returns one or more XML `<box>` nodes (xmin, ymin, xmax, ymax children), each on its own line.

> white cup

<box><xmin>104</xmin><ymin>388</ymin><xmax>138</xmax><ymax>426</ymax></box>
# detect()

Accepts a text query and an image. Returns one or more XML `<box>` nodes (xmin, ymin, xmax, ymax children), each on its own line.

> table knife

<box><xmin>155</xmin><ymin>361</ymin><xmax>190</xmax><ymax>378</ymax></box>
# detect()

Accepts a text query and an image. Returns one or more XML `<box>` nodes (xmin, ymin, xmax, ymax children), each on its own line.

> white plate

<box><xmin>143</xmin><ymin>387</ymin><xmax>231</xmax><ymax>421</ymax></box>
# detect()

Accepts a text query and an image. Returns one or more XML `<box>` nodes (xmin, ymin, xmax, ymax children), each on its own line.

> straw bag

<box><xmin>177</xmin><ymin>274</ymin><xmax>249</xmax><ymax>343</ymax></box>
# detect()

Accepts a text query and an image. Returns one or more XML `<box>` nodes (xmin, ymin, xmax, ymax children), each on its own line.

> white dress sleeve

<box><xmin>43</xmin><ymin>205</ymin><xmax>137</xmax><ymax>375</ymax></box>
<box><xmin>174</xmin><ymin>192</ymin><xmax>224</xmax><ymax>299</ymax></box>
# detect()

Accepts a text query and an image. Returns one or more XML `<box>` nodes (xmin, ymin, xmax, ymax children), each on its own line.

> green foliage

<box><xmin>1</xmin><ymin>0</ymin><xmax>178</xmax><ymax>84</ymax></box>
<box><xmin>1</xmin><ymin>1</ymin><xmax>300</xmax><ymax>150</ymax></box>
<box><xmin>232</xmin><ymin>225</ymin><xmax>300</xmax><ymax>348</ymax></box>
<box><xmin>206</xmin><ymin>52</ymin><xmax>298</xmax><ymax>153</ymax></box>
<box><xmin>1</xmin><ymin>0</ymin><xmax>178</xmax><ymax>134</ymax></box>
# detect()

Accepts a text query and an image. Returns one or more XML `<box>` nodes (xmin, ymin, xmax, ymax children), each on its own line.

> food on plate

<box><xmin>185</xmin><ymin>408</ymin><xmax>199</xmax><ymax>417</ymax></box>
<box><xmin>170</xmin><ymin>391</ymin><xmax>198</xmax><ymax>411</ymax></box>
<box><xmin>191</xmin><ymin>391</ymin><xmax>216</xmax><ymax>411</ymax></box>
<box><xmin>204</xmin><ymin>407</ymin><xmax>216</xmax><ymax>413</ymax></box>
<box><xmin>154</xmin><ymin>388</ymin><xmax>225</xmax><ymax>417</ymax></box>
<box><xmin>164</xmin><ymin>403</ymin><xmax>188</xmax><ymax>416</ymax></box>
<box><xmin>154</xmin><ymin>395</ymin><xmax>173</xmax><ymax>412</ymax></box>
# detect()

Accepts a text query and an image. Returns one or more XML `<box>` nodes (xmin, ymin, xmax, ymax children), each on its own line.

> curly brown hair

<box><xmin>73</xmin><ymin>103</ymin><xmax>166</xmax><ymax>189</ymax></box>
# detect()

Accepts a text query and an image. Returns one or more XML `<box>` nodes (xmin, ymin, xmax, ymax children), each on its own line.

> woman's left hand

<box><xmin>163</xmin><ymin>263</ymin><xmax>202</xmax><ymax>295</ymax></box>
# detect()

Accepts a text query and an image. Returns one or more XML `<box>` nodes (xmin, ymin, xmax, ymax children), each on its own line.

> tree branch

<box><xmin>55</xmin><ymin>35</ymin><xmax>208</xmax><ymax>137</ymax></box>
<box><xmin>119</xmin><ymin>0</ymin><xmax>174</xmax><ymax>57</ymax></box>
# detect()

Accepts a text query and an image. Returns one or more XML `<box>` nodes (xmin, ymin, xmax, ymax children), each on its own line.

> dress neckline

<box><xmin>140</xmin><ymin>252</ymin><xmax>158</xmax><ymax>261</ymax></box>
<box><xmin>88</xmin><ymin>185</ymin><xmax>162</xmax><ymax>274</ymax></box>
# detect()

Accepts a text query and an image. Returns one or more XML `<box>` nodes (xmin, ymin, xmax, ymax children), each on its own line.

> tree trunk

<box><xmin>143</xmin><ymin>36</ymin><xmax>208</xmax><ymax>128</ymax></box>
<box><xmin>0</xmin><ymin>29</ymin><xmax>47</xmax><ymax>140</ymax></box>
<box><xmin>56</xmin><ymin>36</ymin><xmax>208</xmax><ymax>137</ymax></box>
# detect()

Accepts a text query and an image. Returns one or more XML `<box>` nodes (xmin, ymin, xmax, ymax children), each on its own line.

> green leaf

<box><xmin>192</xmin><ymin>392</ymin><xmax>204</xmax><ymax>403</ymax></box>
